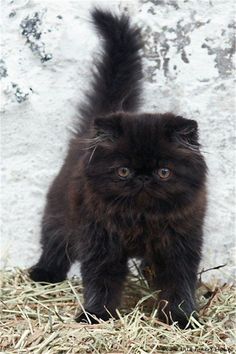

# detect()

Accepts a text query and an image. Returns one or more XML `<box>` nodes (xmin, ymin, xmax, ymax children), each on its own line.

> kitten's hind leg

<box><xmin>29</xmin><ymin>223</ymin><xmax>73</xmax><ymax>283</ymax></box>
<box><xmin>139</xmin><ymin>259</ymin><xmax>155</xmax><ymax>288</ymax></box>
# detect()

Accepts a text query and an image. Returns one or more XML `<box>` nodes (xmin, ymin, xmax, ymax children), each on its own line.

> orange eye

<box><xmin>117</xmin><ymin>167</ymin><xmax>131</xmax><ymax>179</ymax></box>
<box><xmin>157</xmin><ymin>168</ymin><xmax>172</xmax><ymax>180</ymax></box>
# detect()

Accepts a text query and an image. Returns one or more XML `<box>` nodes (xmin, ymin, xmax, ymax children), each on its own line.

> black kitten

<box><xmin>29</xmin><ymin>8</ymin><xmax>207</xmax><ymax>329</ymax></box>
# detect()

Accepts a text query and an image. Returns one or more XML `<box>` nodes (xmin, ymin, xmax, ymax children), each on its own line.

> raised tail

<box><xmin>78</xmin><ymin>8</ymin><xmax>143</xmax><ymax>133</ymax></box>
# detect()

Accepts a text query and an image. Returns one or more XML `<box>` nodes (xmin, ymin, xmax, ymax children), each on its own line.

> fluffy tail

<box><xmin>78</xmin><ymin>8</ymin><xmax>143</xmax><ymax>133</ymax></box>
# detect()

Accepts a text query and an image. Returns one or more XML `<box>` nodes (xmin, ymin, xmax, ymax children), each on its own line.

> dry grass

<box><xmin>0</xmin><ymin>267</ymin><xmax>235</xmax><ymax>354</ymax></box>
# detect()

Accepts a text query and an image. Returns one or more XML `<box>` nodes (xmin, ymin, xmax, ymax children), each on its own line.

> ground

<box><xmin>0</xmin><ymin>268</ymin><xmax>235</xmax><ymax>353</ymax></box>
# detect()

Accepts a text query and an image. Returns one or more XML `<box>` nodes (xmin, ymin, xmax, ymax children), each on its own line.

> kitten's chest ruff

<box><xmin>114</xmin><ymin>214</ymin><xmax>170</xmax><ymax>258</ymax></box>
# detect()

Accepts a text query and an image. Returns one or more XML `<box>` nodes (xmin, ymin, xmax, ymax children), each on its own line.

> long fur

<box><xmin>78</xmin><ymin>8</ymin><xmax>143</xmax><ymax>134</ymax></box>
<box><xmin>29</xmin><ymin>8</ymin><xmax>207</xmax><ymax>329</ymax></box>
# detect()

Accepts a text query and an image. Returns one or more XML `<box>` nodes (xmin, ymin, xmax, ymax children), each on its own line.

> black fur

<box><xmin>29</xmin><ymin>8</ymin><xmax>207</xmax><ymax>329</ymax></box>
<box><xmin>78</xmin><ymin>8</ymin><xmax>143</xmax><ymax>134</ymax></box>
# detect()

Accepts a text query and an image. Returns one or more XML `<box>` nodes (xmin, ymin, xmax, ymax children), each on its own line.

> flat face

<box><xmin>84</xmin><ymin>112</ymin><xmax>207</xmax><ymax>214</ymax></box>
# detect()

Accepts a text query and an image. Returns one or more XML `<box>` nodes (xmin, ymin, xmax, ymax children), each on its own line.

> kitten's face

<box><xmin>84</xmin><ymin>113</ymin><xmax>207</xmax><ymax>214</ymax></box>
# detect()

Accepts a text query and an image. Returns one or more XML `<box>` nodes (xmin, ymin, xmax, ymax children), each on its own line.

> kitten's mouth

<box><xmin>135</xmin><ymin>188</ymin><xmax>153</xmax><ymax>207</ymax></box>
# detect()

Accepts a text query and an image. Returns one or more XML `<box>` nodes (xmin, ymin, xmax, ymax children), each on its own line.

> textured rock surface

<box><xmin>1</xmin><ymin>0</ymin><xmax>235</xmax><ymax>281</ymax></box>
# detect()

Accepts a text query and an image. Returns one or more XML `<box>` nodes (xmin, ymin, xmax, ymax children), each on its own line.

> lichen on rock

<box><xmin>0</xmin><ymin>59</ymin><xmax>8</xmax><ymax>79</ymax></box>
<box><xmin>20</xmin><ymin>10</ymin><xmax>53</xmax><ymax>63</ymax></box>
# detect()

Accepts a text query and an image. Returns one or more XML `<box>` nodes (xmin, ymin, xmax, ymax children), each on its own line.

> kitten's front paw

<box><xmin>172</xmin><ymin>312</ymin><xmax>196</xmax><ymax>329</ymax></box>
<box><xmin>29</xmin><ymin>265</ymin><xmax>66</xmax><ymax>284</ymax></box>
<box><xmin>75</xmin><ymin>310</ymin><xmax>111</xmax><ymax>324</ymax></box>
<box><xmin>158</xmin><ymin>302</ymin><xmax>197</xmax><ymax>329</ymax></box>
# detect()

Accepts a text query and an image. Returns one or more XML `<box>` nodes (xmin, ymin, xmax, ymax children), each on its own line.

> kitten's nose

<box><xmin>138</xmin><ymin>175</ymin><xmax>150</xmax><ymax>183</ymax></box>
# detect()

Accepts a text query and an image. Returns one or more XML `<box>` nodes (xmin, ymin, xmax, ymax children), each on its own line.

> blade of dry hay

<box><xmin>0</xmin><ymin>268</ymin><xmax>235</xmax><ymax>353</ymax></box>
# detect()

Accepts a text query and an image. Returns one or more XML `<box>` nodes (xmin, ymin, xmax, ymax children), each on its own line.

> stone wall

<box><xmin>1</xmin><ymin>0</ymin><xmax>235</xmax><ymax>282</ymax></box>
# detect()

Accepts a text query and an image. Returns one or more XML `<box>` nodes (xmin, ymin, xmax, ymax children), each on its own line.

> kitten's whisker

<box><xmin>88</xmin><ymin>145</ymin><xmax>98</xmax><ymax>164</ymax></box>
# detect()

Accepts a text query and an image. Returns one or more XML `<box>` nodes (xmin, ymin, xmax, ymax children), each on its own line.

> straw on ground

<box><xmin>0</xmin><ymin>268</ymin><xmax>235</xmax><ymax>353</ymax></box>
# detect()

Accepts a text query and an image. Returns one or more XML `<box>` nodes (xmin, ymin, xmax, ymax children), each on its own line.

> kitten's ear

<box><xmin>166</xmin><ymin>115</ymin><xmax>199</xmax><ymax>147</ymax></box>
<box><xmin>94</xmin><ymin>114</ymin><xmax>123</xmax><ymax>140</ymax></box>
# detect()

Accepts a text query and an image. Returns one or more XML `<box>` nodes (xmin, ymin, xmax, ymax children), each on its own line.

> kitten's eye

<box><xmin>117</xmin><ymin>167</ymin><xmax>131</xmax><ymax>179</ymax></box>
<box><xmin>156</xmin><ymin>168</ymin><xmax>172</xmax><ymax>180</ymax></box>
